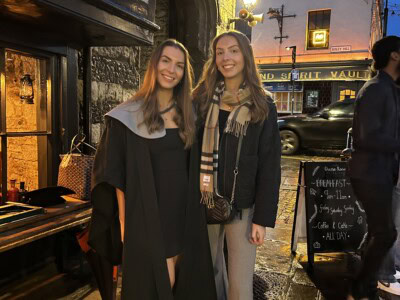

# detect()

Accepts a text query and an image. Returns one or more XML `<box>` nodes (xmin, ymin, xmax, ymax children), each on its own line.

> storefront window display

<box><xmin>273</xmin><ymin>92</ymin><xmax>303</xmax><ymax>113</ymax></box>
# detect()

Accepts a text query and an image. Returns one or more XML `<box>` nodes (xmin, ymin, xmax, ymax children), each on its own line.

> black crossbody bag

<box><xmin>206</xmin><ymin>135</ymin><xmax>243</xmax><ymax>224</ymax></box>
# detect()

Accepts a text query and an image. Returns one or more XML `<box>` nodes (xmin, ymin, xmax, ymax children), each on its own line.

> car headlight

<box><xmin>277</xmin><ymin>120</ymin><xmax>285</xmax><ymax>127</ymax></box>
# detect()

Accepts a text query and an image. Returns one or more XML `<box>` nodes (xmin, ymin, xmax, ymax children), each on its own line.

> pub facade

<box><xmin>236</xmin><ymin>0</ymin><xmax>383</xmax><ymax>114</ymax></box>
<box><xmin>0</xmin><ymin>0</ymin><xmax>231</xmax><ymax>291</ymax></box>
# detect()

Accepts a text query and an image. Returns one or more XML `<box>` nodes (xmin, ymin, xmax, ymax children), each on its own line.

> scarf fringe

<box><xmin>225</xmin><ymin>119</ymin><xmax>250</xmax><ymax>137</ymax></box>
<box><xmin>200</xmin><ymin>191</ymin><xmax>215</xmax><ymax>208</ymax></box>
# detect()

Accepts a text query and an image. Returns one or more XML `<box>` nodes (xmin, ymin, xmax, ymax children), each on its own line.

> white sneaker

<box><xmin>395</xmin><ymin>270</ymin><xmax>400</xmax><ymax>280</ymax></box>
<box><xmin>378</xmin><ymin>280</ymin><xmax>400</xmax><ymax>295</ymax></box>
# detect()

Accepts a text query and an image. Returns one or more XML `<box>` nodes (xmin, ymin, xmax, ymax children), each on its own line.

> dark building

<box><xmin>0</xmin><ymin>0</ymin><xmax>220</xmax><ymax>289</ymax></box>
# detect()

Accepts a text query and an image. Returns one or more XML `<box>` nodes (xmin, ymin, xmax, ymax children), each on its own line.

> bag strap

<box><xmin>69</xmin><ymin>133</ymin><xmax>96</xmax><ymax>154</ymax></box>
<box><xmin>230</xmin><ymin>134</ymin><xmax>243</xmax><ymax>205</ymax></box>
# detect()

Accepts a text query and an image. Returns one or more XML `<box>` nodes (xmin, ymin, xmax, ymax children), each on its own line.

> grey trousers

<box><xmin>207</xmin><ymin>208</ymin><xmax>257</xmax><ymax>300</ymax></box>
<box><xmin>377</xmin><ymin>186</ymin><xmax>400</xmax><ymax>282</ymax></box>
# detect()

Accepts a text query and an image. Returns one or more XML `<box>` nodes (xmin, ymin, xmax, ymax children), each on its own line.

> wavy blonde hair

<box><xmin>133</xmin><ymin>39</ymin><xmax>195</xmax><ymax>148</ymax></box>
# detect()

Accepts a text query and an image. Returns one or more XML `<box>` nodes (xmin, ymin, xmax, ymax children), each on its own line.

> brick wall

<box><xmin>139</xmin><ymin>0</ymin><xmax>170</xmax><ymax>78</ymax></box>
<box><xmin>89</xmin><ymin>46</ymin><xmax>141</xmax><ymax>144</ymax></box>
<box><xmin>217</xmin><ymin>0</ymin><xmax>236</xmax><ymax>34</ymax></box>
<box><xmin>5</xmin><ymin>52</ymin><xmax>39</xmax><ymax>190</ymax></box>
<box><xmin>88</xmin><ymin>0</ymin><xmax>169</xmax><ymax>145</ymax></box>
<box><xmin>87</xmin><ymin>0</ymin><xmax>235</xmax><ymax>144</ymax></box>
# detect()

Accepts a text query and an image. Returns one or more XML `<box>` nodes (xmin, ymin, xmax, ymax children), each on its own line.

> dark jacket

<box><xmin>199</xmin><ymin>99</ymin><xmax>281</xmax><ymax>227</ymax></box>
<box><xmin>88</xmin><ymin>101</ymin><xmax>217</xmax><ymax>300</ymax></box>
<box><xmin>348</xmin><ymin>71</ymin><xmax>400</xmax><ymax>184</ymax></box>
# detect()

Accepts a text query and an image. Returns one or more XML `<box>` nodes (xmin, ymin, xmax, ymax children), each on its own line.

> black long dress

<box><xmin>89</xmin><ymin>116</ymin><xmax>217</xmax><ymax>300</ymax></box>
<box><xmin>147</xmin><ymin>128</ymin><xmax>188</xmax><ymax>258</ymax></box>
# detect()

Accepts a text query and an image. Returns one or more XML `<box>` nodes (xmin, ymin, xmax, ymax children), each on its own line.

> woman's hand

<box><xmin>249</xmin><ymin>223</ymin><xmax>266</xmax><ymax>246</ymax></box>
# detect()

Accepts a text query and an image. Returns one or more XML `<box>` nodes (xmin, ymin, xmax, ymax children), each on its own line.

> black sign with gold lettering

<box><xmin>259</xmin><ymin>65</ymin><xmax>371</xmax><ymax>82</ymax></box>
<box><xmin>291</xmin><ymin>161</ymin><xmax>367</xmax><ymax>269</ymax></box>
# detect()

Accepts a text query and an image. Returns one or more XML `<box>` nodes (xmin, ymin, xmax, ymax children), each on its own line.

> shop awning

<box><xmin>0</xmin><ymin>0</ymin><xmax>160</xmax><ymax>48</ymax></box>
<box><xmin>259</xmin><ymin>60</ymin><xmax>372</xmax><ymax>82</ymax></box>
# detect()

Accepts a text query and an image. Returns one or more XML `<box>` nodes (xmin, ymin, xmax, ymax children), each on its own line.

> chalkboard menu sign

<box><xmin>291</xmin><ymin>161</ymin><xmax>367</xmax><ymax>269</ymax></box>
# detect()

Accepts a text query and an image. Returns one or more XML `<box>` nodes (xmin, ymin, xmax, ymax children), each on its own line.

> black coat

<box><xmin>348</xmin><ymin>71</ymin><xmax>400</xmax><ymax>185</ymax></box>
<box><xmin>88</xmin><ymin>117</ymin><xmax>217</xmax><ymax>300</ymax></box>
<box><xmin>199</xmin><ymin>99</ymin><xmax>281</xmax><ymax>227</ymax></box>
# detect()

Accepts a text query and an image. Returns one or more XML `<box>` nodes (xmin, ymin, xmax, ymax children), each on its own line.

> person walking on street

<box><xmin>193</xmin><ymin>30</ymin><xmax>281</xmax><ymax>300</ymax></box>
<box><xmin>377</xmin><ymin>79</ymin><xmax>400</xmax><ymax>296</ymax></box>
<box><xmin>348</xmin><ymin>35</ymin><xmax>400</xmax><ymax>300</ymax></box>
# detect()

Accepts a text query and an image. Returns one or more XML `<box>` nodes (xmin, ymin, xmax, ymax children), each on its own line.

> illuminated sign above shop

<box><xmin>259</xmin><ymin>65</ymin><xmax>371</xmax><ymax>82</ymax></box>
<box><xmin>312</xmin><ymin>30</ymin><xmax>327</xmax><ymax>46</ymax></box>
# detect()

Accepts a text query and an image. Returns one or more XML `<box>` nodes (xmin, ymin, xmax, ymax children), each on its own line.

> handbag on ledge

<box><xmin>57</xmin><ymin>133</ymin><xmax>96</xmax><ymax>200</ymax></box>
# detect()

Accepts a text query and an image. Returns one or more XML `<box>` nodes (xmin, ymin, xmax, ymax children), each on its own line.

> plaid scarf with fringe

<box><xmin>200</xmin><ymin>81</ymin><xmax>252</xmax><ymax>207</ymax></box>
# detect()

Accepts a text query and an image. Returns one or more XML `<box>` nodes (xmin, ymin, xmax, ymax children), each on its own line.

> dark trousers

<box><xmin>351</xmin><ymin>179</ymin><xmax>397</xmax><ymax>297</ymax></box>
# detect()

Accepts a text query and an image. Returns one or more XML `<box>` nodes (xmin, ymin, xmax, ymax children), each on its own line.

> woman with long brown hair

<box><xmin>89</xmin><ymin>39</ymin><xmax>217</xmax><ymax>300</ymax></box>
<box><xmin>194</xmin><ymin>30</ymin><xmax>281</xmax><ymax>300</ymax></box>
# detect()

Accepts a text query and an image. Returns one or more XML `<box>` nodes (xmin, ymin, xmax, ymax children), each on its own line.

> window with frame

<box><xmin>273</xmin><ymin>92</ymin><xmax>303</xmax><ymax>113</ymax></box>
<box><xmin>307</xmin><ymin>10</ymin><xmax>331</xmax><ymax>50</ymax></box>
<box><xmin>339</xmin><ymin>89</ymin><xmax>356</xmax><ymax>101</ymax></box>
<box><xmin>0</xmin><ymin>48</ymin><xmax>52</xmax><ymax>200</ymax></box>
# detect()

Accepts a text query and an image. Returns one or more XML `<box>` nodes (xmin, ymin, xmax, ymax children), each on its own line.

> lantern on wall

<box><xmin>20</xmin><ymin>74</ymin><xmax>34</xmax><ymax>104</ymax></box>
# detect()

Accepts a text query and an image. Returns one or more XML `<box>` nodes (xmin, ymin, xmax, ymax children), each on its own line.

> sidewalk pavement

<box><xmin>1</xmin><ymin>154</ymin><xmax>399</xmax><ymax>300</ymax></box>
<box><xmin>253</xmin><ymin>155</ymin><xmax>349</xmax><ymax>299</ymax></box>
<box><xmin>254</xmin><ymin>155</ymin><xmax>400</xmax><ymax>300</ymax></box>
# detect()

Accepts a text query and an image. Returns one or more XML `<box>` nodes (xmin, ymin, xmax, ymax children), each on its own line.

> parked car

<box><xmin>278</xmin><ymin>98</ymin><xmax>355</xmax><ymax>155</ymax></box>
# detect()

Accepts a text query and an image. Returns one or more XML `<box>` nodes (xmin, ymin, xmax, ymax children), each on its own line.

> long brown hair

<box><xmin>133</xmin><ymin>39</ymin><xmax>195</xmax><ymax>148</ymax></box>
<box><xmin>193</xmin><ymin>30</ymin><xmax>269</xmax><ymax>122</ymax></box>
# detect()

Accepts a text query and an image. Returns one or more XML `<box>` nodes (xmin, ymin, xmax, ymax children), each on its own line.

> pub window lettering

<box><xmin>307</xmin><ymin>10</ymin><xmax>331</xmax><ymax>50</ymax></box>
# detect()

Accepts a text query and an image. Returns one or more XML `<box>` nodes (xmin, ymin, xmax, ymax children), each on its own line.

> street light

<box><xmin>286</xmin><ymin>46</ymin><xmax>297</xmax><ymax>115</ymax></box>
<box><xmin>238</xmin><ymin>9</ymin><xmax>264</xmax><ymax>27</ymax></box>
<box><xmin>226</xmin><ymin>0</ymin><xmax>263</xmax><ymax>29</ymax></box>
<box><xmin>227</xmin><ymin>9</ymin><xmax>264</xmax><ymax>30</ymax></box>
<box><xmin>241</xmin><ymin>0</ymin><xmax>258</xmax><ymax>11</ymax></box>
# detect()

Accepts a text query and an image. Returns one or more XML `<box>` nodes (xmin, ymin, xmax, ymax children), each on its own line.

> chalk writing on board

<box><xmin>313</xmin><ymin>242</ymin><xmax>321</xmax><ymax>249</ymax></box>
<box><xmin>312</xmin><ymin>166</ymin><xmax>320</xmax><ymax>177</ymax></box>
<box><xmin>309</xmin><ymin>204</ymin><xmax>318</xmax><ymax>223</ymax></box>
<box><xmin>303</xmin><ymin>162</ymin><xmax>367</xmax><ymax>252</ymax></box>
<box><xmin>313</xmin><ymin>179</ymin><xmax>347</xmax><ymax>188</ymax></box>
<box><xmin>358</xmin><ymin>232</ymin><xmax>368</xmax><ymax>250</ymax></box>
<box><xmin>355</xmin><ymin>200</ymin><xmax>365</xmax><ymax>213</ymax></box>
